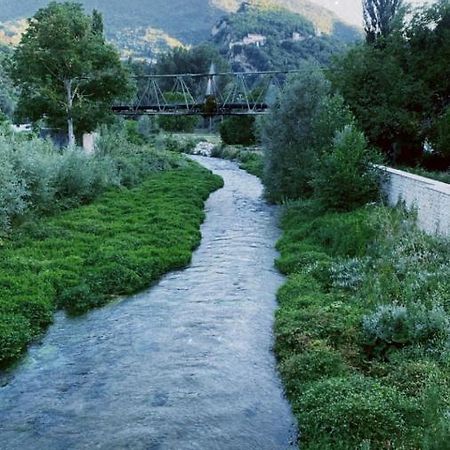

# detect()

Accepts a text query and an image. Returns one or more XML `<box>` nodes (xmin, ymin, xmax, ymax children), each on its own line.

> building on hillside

<box><xmin>230</xmin><ymin>33</ymin><xmax>267</xmax><ymax>50</ymax></box>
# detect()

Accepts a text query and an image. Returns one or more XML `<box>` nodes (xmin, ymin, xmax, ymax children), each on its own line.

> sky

<box><xmin>314</xmin><ymin>0</ymin><xmax>432</xmax><ymax>26</ymax></box>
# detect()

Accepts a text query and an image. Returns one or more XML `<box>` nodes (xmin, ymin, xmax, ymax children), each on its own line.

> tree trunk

<box><xmin>65</xmin><ymin>79</ymin><xmax>75</xmax><ymax>147</ymax></box>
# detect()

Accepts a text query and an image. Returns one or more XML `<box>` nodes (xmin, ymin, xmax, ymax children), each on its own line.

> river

<box><xmin>0</xmin><ymin>156</ymin><xmax>296</xmax><ymax>450</ymax></box>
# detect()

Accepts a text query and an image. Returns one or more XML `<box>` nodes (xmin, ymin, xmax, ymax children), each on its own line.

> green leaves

<box><xmin>10</xmin><ymin>2</ymin><xmax>133</xmax><ymax>139</ymax></box>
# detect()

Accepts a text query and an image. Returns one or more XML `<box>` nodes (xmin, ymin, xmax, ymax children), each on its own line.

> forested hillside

<box><xmin>211</xmin><ymin>5</ymin><xmax>358</xmax><ymax>71</ymax></box>
<box><xmin>0</xmin><ymin>0</ymin><xmax>360</xmax><ymax>59</ymax></box>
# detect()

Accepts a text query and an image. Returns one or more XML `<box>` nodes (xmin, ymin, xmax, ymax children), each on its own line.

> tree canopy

<box><xmin>10</xmin><ymin>2</ymin><xmax>132</xmax><ymax>146</ymax></box>
<box><xmin>332</xmin><ymin>0</ymin><xmax>450</xmax><ymax>169</ymax></box>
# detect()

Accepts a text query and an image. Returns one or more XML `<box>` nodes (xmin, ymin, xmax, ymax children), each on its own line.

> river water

<box><xmin>0</xmin><ymin>156</ymin><xmax>296</xmax><ymax>450</ymax></box>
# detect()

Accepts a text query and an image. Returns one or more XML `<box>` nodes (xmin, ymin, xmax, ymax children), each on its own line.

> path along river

<box><xmin>0</xmin><ymin>156</ymin><xmax>296</xmax><ymax>450</ymax></box>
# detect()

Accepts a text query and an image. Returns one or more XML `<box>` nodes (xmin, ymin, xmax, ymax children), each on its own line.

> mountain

<box><xmin>0</xmin><ymin>0</ymin><xmax>361</xmax><ymax>57</ymax></box>
<box><xmin>211</xmin><ymin>4</ymin><xmax>356</xmax><ymax>72</ymax></box>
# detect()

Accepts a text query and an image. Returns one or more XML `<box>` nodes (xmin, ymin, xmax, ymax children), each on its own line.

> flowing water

<box><xmin>0</xmin><ymin>157</ymin><xmax>296</xmax><ymax>450</ymax></box>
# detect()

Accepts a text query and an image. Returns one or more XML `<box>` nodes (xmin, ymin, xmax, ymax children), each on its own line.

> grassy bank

<box><xmin>0</xmin><ymin>162</ymin><xmax>223</xmax><ymax>366</ymax></box>
<box><xmin>211</xmin><ymin>145</ymin><xmax>264</xmax><ymax>178</ymax></box>
<box><xmin>275</xmin><ymin>201</ymin><xmax>450</xmax><ymax>449</ymax></box>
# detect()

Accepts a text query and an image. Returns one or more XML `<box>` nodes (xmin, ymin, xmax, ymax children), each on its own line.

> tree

<box><xmin>260</xmin><ymin>64</ymin><xmax>330</xmax><ymax>201</ymax></box>
<box><xmin>220</xmin><ymin>116</ymin><xmax>256</xmax><ymax>145</ymax></box>
<box><xmin>10</xmin><ymin>2</ymin><xmax>132</xmax><ymax>146</ymax></box>
<box><xmin>363</xmin><ymin>0</ymin><xmax>404</xmax><ymax>44</ymax></box>
<box><xmin>157</xmin><ymin>92</ymin><xmax>198</xmax><ymax>133</ymax></box>
<box><xmin>330</xmin><ymin>43</ymin><xmax>425</xmax><ymax>165</ymax></box>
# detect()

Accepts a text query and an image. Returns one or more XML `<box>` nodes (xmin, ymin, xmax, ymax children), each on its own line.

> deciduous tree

<box><xmin>10</xmin><ymin>2</ymin><xmax>132</xmax><ymax>146</ymax></box>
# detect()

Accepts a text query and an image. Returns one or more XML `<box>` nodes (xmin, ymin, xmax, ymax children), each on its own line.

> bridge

<box><xmin>113</xmin><ymin>66</ymin><xmax>302</xmax><ymax>117</ymax></box>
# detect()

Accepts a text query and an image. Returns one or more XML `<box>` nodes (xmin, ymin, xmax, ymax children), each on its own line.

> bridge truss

<box><xmin>113</xmin><ymin>69</ymin><xmax>301</xmax><ymax>117</ymax></box>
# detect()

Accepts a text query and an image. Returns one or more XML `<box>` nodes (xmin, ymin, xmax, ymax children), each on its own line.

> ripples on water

<box><xmin>0</xmin><ymin>156</ymin><xmax>296</xmax><ymax>449</ymax></box>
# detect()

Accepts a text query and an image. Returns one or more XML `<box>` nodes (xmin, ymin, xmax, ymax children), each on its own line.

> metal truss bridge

<box><xmin>113</xmin><ymin>66</ymin><xmax>302</xmax><ymax>117</ymax></box>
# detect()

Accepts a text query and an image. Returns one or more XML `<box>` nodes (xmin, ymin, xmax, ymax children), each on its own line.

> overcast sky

<box><xmin>315</xmin><ymin>0</ymin><xmax>432</xmax><ymax>26</ymax></box>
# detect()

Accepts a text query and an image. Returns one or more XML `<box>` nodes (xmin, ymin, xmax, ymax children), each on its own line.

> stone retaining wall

<box><xmin>380</xmin><ymin>166</ymin><xmax>450</xmax><ymax>237</ymax></box>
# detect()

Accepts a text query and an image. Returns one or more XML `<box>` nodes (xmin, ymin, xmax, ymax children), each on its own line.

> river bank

<box><xmin>275</xmin><ymin>200</ymin><xmax>450</xmax><ymax>449</ymax></box>
<box><xmin>0</xmin><ymin>161</ymin><xmax>222</xmax><ymax>367</ymax></box>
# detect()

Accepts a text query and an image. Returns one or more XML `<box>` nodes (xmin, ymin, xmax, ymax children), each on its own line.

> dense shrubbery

<box><xmin>274</xmin><ymin>201</ymin><xmax>450</xmax><ymax>448</ymax></box>
<box><xmin>0</xmin><ymin>162</ymin><xmax>222</xmax><ymax>365</ymax></box>
<box><xmin>261</xmin><ymin>65</ymin><xmax>382</xmax><ymax>207</ymax></box>
<box><xmin>219</xmin><ymin>116</ymin><xmax>256</xmax><ymax>146</ymax></box>
<box><xmin>0</xmin><ymin>123</ymin><xmax>181</xmax><ymax>233</ymax></box>
<box><xmin>331</xmin><ymin>0</ymin><xmax>450</xmax><ymax>170</ymax></box>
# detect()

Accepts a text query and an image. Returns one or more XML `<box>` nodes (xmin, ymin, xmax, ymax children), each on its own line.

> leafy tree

<box><xmin>220</xmin><ymin>116</ymin><xmax>256</xmax><ymax>145</ymax></box>
<box><xmin>312</xmin><ymin>125</ymin><xmax>382</xmax><ymax>211</ymax></box>
<box><xmin>260</xmin><ymin>64</ymin><xmax>330</xmax><ymax>201</ymax></box>
<box><xmin>155</xmin><ymin>44</ymin><xmax>229</xmax><ymax>97</ymax></box>
<box><xmin>363</xmin><ymin>0</ymin><xmax>404</xmax><ymax>44</ymax></box>
<box><xmin>330</xmin><ymin>43</ymin><xmax>425</xmax><ymax>165</ymax></box>
<box><xmin>157</xmin><ymin>92</ymin><xmax>198</xmax><ymax>133</ymax></box>
<box><xmin>10</xmin><ymin>2</ymin><xmax>132</xmax><ymax>146</ymax></box>
<box><xmin>0</xmin><ymin>46</ymin><xmax>16</xmax><ymax>117</ymax></box>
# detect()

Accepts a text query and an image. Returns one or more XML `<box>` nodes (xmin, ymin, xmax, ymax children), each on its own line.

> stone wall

<box><xmin>380</xmin><ymin>166</ymin><xmax>450</xmax><ymax>237</ymax></box>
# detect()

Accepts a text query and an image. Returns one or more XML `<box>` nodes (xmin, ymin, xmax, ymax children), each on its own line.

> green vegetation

<box><xmin>10</xmin><ymin>2</ymin><xmax>132</xmax><ymax>145</ymax></box>
<box><xmin>212</xmin><ymin>6</ymin><xmax>354</xmax><ymax>72</ymax></box>
<box><xmin>331</xmin><ymin>0</ymin><xmax>450</xmax><ymax>170</ymax></box>
<box><xmin>0</xmin><ymin>156</ymin><xmax>222</xmax><ymax>365</ymax></box>
<box><xmin>0</xmin><ymin>45</ymin><xmax>16</xmax><ymax>117</ymax></box>
<box><xmin>260</xmin><ymin>63</ymin><xmax>381</xmax><ymax>205</ymax></box>
<box><xmin>219</xmin><ymin>116</ymin><xmax>256</xmax><ymax>146</ymax></box>
<box><xmin>211</xmin><ymin>145</ymin><xmax>264</xmax><ymax>178</ymax></box>
<box><xmin>275</xmin><ymin>201</ymin><xmax>450</xmax><ymax>448</ymax></box>
<box><xmin>401</xmin><ymin>167</ymin><xmax>450</xmax><ymax>185</ymax></box>
<box><xmin>0</xmin><ymin>0</ymin><xmax>359</xmax><ymax>58</ymax></box>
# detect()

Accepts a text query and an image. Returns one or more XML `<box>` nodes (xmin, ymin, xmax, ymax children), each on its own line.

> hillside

<box><xmin>211</xmin><ymin>5</ymin><xmax>355</xmax><ymax>72</ymax></box>
<box><xmin>0</xmin><ymin>0</ymin><xmax>360</xmax><ymax>57</ymax></box>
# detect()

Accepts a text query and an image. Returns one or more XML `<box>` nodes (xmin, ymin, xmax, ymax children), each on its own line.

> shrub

<box><xmin>279</xmin><ymin>342</ymin><xmax>349</xmax><ymax>396</ymax></box>
<box><xmin>330</xmin><ymin>257</ymin><xmax>367</xmax><ymax>291</ymax></box>
<box><xmin>312</xmin><ymin>125</ymin><xmax>382</xmax><ymax>211</ymax></box>
<box><xmin>219</xmin><ymin>116</ymin><xmax>256</xmax><ymax>145</ymax></box>
<box><xmin>362</xmin><ymin>304</ymin><xmax>450</xmax><ymax>356</ymax></box>
<box><xmin>0</xmin><ymin>145</ymin><xmax>27</xmax><ymax>230</ymax></box>
<box><xmin>0</xmin><ymin>314</ymin><xmax>31</xmax><ymax>363</ymax></box>
<box><xmin>300</xmin><ymin>375</ymin><xmax>412</xmax><ymax>447</ymax></box>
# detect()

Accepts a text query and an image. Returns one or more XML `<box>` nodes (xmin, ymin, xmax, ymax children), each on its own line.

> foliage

<box><xmin>363</xmin><ymin>0</ymin><xmax>405</xmax><ymax>44</ymax></box>
<box><xmin>211</xmin><ymin>5</ymin><xmax>358</xmax><ymax>72</ymax></box>
<box><xmin>300</xmin><ymin>375</ymin><xmax>412</xmax><ymax>447</ymax></box>
<box><xmin>211</xmin><ymin>144</ymin><xmax>264</xmax><ymax>178</ymax></box>
<box><xmin>363</xmin><ymin>304</ymin><xmax>450</xmax><ymax>356</ymax></box>
<box><xmin>157</xmin><ymin>93</ymin><xmax>199</xmax><ymax>133</ymax></box>
<box><xmin>0</xmin><ymin>121</ymin><xmax>188</xmax><ymax>233</ymax></box>
<box><xmin>0</xmin><ymin>45</ymin><xmax>16</xmax><ymax>117</ymax></box>
<box><xmin>331</xmin><ymin>0</ymin><xmax>450</xmax><ymax>169</ymax></box>
<box><xmin>260</xmin><ymin>65</ymin><xmax>330</xmax><ymax>201</ymax></box>
<box><xmin>219</xmin><ymin>116</ymin><xmax>256</xmax><ymax>145</ymax></box>
<box><xmin>10</xmin><ymin>2</ymin><xmax>132</xmax><ymax>145</ymax></box>
<box><xmin>274</xmin><ymin>200</ymin><xmax>450</xmax><ymax>448</ymax></box>
<box><xmin>0</xmin><ymin>162</ymin><xmax>223</xmax><ymax>365</ymax></box>
<box><xmin>312</xmin><ymin>125</ymin><xmax>382</xmax><ymax>211</ymax></box>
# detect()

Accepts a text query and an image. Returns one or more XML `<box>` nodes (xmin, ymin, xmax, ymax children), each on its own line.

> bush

<box><xmin>300</xmin><ymin>375</ymin><xmax>412</xmax><ymax>447</ymax></box>
<box><xmin>362</xmin><ymin>304</ymin><xmax>450</xmax><ymax>356</ymax></box>
<box><xmin>0</xmin><ymin>314</ymin><xmax>31</xmax><ymax>363</ymax></box>
<box><xmin>219</xmin><ymin>116</ymin><xmax>256</xmax><ymax>145</ymax></box>
<box><xmin>312</xmin><ymin>125</ymin><xmax>382</xmax><ymax>211</ymax></box>
<box><xmin>279</xmin><ymin>343</ymin><xmax>349</xmax><ymax>396</ymax></box>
